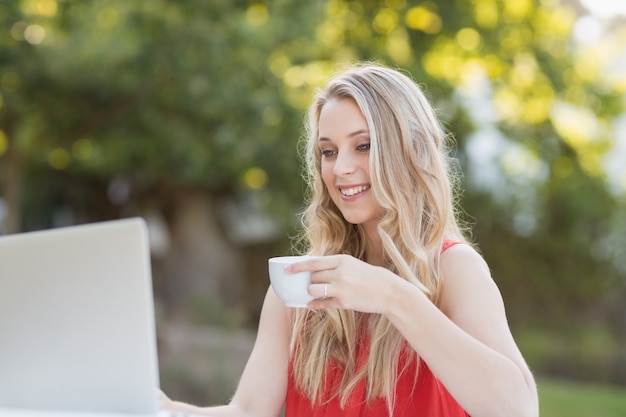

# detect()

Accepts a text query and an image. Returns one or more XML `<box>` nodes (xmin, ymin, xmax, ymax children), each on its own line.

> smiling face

<box><xmin>318</xmin><ymin>98</ymin><xmax>384</xmax><ymax>229</ymax></box>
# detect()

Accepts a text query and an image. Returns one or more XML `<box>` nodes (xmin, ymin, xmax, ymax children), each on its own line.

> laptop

<box><xmin>0</xmin><ymin>218</ymin><xmax>184</xmax><ymax>417</ymax></box>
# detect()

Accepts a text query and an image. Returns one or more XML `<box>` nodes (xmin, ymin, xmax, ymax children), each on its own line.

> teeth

<box><xmin>340</xmin><ymin>185</ymin><xmax>370</xmax><ymax>196</ymax></box>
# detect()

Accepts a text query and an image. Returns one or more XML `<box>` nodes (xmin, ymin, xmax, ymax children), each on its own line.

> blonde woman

<box><xmin>160</xmin><ymin>63</ymin><xmax>539</xmax><ymax>417</ymax></box>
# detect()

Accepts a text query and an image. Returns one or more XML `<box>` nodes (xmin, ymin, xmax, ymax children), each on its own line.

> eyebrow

<box><xmin>318</xmin><ymin>129</ymin><xmax>369</xmax><ymax>142</ymax></box>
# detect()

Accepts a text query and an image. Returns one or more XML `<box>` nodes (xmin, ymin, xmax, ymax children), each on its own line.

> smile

<box><xmin>339</xmin><ymin>185</ymin><xmax>370</xmax><ymax>197</ymax></box>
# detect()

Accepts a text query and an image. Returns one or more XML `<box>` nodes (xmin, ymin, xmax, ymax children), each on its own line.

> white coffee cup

<box><xmin>268</xmin><ymin>255</ymin><xmax>315</xmax><ymax>307</ymax></box>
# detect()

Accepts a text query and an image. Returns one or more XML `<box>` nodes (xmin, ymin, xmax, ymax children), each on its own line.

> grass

<box><xmin>539</xmin><ymin>377</ymin><xmax>626</xmax><ymax>417</ymax></box>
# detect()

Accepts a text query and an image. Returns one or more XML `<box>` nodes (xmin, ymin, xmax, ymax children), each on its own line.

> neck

<box><xmin>362</xmin><ymin>222</ymin><xmax>384</xmax><ymax>266</ymax></box>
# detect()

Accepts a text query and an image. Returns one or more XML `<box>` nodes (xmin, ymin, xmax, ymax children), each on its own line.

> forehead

<box><xmin>318</xmin><ymin>98</ymin><xmax>368</xmax><ymax>138</ymax></box>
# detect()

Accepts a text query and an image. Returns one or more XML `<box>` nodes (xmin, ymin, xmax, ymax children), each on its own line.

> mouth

<box><xmin>339</xmin><ymin>184</ymin><xmax>370</xmax><ymax>197</ymax></box>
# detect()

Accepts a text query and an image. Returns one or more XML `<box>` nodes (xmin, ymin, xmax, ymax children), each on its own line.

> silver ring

<box><xmin>324</xmin><ymin>283</ymin><xmax>328</xmax><ymax>298</ymax></box>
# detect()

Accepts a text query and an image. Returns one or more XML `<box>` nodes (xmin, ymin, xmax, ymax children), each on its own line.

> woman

<box><xmin>160</xmin><ymin>63</ymin><xmax>539</xmax><ymax>417</ymax></box>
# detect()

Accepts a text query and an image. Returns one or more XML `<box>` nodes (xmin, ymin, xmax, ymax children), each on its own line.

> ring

<box><xmin>324</xmin><ymin>283</ymin><xmax>328</xmax><ymax>298</ymax></box>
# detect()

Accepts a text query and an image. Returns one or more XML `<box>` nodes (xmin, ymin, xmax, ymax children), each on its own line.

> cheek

<box><xmin>320</xmin><ymin>162</ymin><xmax>334</xmax><ymax>189</ymax></box>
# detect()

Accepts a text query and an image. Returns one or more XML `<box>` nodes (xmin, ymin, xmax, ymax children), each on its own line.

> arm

<box><xmin>383</xmin><ymin>244</ymin><xmax>538</xmax><ymax>417</ymax></box>
<box><xmin>296</xmin><ymin>246</ymin><xmax>538</xmax><ymax>417</ymax></box>
<box><xmin>161</xmin><ymin>287</ymin><xmax>290</xmax><ymax>417</ymax></box>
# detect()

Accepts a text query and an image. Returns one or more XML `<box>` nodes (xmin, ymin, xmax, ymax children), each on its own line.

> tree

<box><xmin>1</xmin><ymin>0</ymin><xmax>328</xmax><ymax>230</ymax></box>
<box><xmin>1</xmin><ymin>0</ymin><xmax>624</xmax><ymax>386</ymax></box>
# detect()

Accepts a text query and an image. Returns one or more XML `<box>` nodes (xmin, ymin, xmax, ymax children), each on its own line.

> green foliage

<box><xmin>1</xmin><ymin>0</ymin><xmax>625</xmax><ymax>384</ymax></box>
<box><xmin>188</xmin><ymin>294</ymin><xmax>249</xmax><ymax>329</ymax></box>
<box><xmin>1</xmin><ymin>0</ymin><xmax>323</xmax><ymax>227</ymax></box>
<box><xmin>293</xmin><ymin>1</ymin><xmax>626</xmax><ymax>365</ymax></box>
<box><xmin>539</xmin><ymin>378</ymin><xmax>626</xmax><ymax>417</ymax></box>
<box><xmin>519</xmin><ymin>325</ymin><xmax>625</xmax><ymax>384</ymax></box>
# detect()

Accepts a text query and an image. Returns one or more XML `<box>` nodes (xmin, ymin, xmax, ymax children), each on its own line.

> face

<box><xmin>318</xmin><ymin>98</ymin><xmax>384</xmax><ymax>228</ymax></box>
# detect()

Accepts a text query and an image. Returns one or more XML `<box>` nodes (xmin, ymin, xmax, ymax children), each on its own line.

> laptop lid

<box><xmin>0</xmin><ymin>217</ymin><xmax>160</xmax><ymax>415</ymax></box>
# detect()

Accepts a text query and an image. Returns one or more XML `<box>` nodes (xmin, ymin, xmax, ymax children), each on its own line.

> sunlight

<box><xmin>24</xmin><ymin>25</ymin><xmax>45</xmax><ymax>45</ymax></box>
<box><xmin>373</xmin><ymin>8</ymin><xmax>398</xmax><ymax>34</ymax></box>
<box><xmin>604</xmin><ymin>116</ymin><xmax>626</xmax><ymax>195</ymax></box>
<box><xmin>10</xmin><ymin>22</ymin><xmax>28</xmax><ymax>41</ymax></box>
<box><xmin>456</xmin><ymin>28</ymin><xmax>481</xmax><ymax>51</ymax></box>
<box><xmin>422</xmin><ymin>38</ymin><xmax>466</xmax><ymax>83</ymax></box>
<box><xmin>405</xmin><ymin>6</ymin><xmax>442</xmax><ymax>34</ymax></box>
<box><xmin>267</xmin><ymin>51</ymin><xmax>291</xmax><ymax>78</ymax></box>
<box><xmin>510</xmin><ymin>53</ymin><xmax>538</xmax><ymax>90</ymax></box>
<box><xmin>522</xmin><ymin>96</ymin><xmax>551</xmax><ymax>124</ymax></box>
<box><xmin>72</xmin><ymin>139</ymin><xmax>94</xmax><ymax>161</ymax></box>
<box><xmin>501</xmin><ymin>144</ymin><xmax>542</xmax><ymax>179</ymax></box>
<box><xmin>0</xmin><ymin>130</ymin><xmax>7</xmax><ymax>156</ymax></box>
<box><xmin>493</xmin><ymin>86</ymin><xmax>521</xmax><ymax>122</ymax></box>
<box><xmin>281</xmin><ymin>62</ymin><xmax>334</xmax><ymax>110</ymax></box>
<box><xmin>284</xmin><ymin>66</ymin><xmax>306</xmax><ymax>88</ymax></box>
<box><xmin>472</xmin><ymin>0</ymin><xmax>498</xmax><ymax>29</ymax></box>
<box><xmin>573</xmin><ymin>16</ymin><xmax>603</xmax><ymax>43</ymax></box>
<box><xmin>243</xmin><ymin>167</ymin><xmax>268</xmax><ymax>190</ymax></box>
<box><xmin>499</xmin><ymin>27</ymin><xmax>532</xmax><ymax>56</ymax></box>
<box><xmin>574</xmin><ymin>48</ymin><xmax>603</xmax><ymax>81</ymax></box>
<box><xmin>48</xmin><ymin>148</ymin><xmax>70</xmax><ymax>170</ymax></box>
<box><xmin>386</xmin><ymin>28</ymin><xmax>412</xmax><ymax>64</ymax></box>
<box><xmin>550</xmin><ymin>101</ymin><xmax>600</xmax><ymax>149</ymax></box>
<box><xmin>483</xmin><ymin>54</ymin><xmax>504</xmax><ymax>78</ymax></box>
<box><xmin>246</xmin><ymin>4</ymin><xmax>268</xmax><ymax>26</ymax></box>
<box><xmin>97</xmin><ymin>7</ymin><xmax>119</xmax><ymax>29</ymax></box>
<box><xmin>21</xmin><ymin>0</ymin><xmax>57</xmax><ymax>17</ymax></box>
<box><xmin>503</xmin><ymin>0</ymin><xmax>532</xmax><ymax>21</ymax></box>
<box><xmin>534</xmin><ymin>6</ymin><xmax>576</xmax><ymax>38</ymax></box>
<box><xmin>385</xmin><ymin>0</ymin><xmax>406</xmax><ymax>9</ymax></box>
<box><xmin>316</xmin><ymin>22</ymin><xmax>345</xmax><ymax>47</ymax></box>
<box><xmin>302</xmin><ymin>62</ymin><xmax>330</xmax><ymax>87</ymax></box>
<box><xmin>550</xmin><ymin>102</ymin><xmax>610</xmax><ymax>178</ymax></box>
<box><xmin>579</xmin><ymin>0</ymin><xmax>626</xmax><ymax>18</ymax></box>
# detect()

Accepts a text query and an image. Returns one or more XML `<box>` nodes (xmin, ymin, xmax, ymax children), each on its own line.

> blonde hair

<box><xmin>291</xmin><ymin>62</ymin><xmax>468</xmax><ymax>411</ymax></box>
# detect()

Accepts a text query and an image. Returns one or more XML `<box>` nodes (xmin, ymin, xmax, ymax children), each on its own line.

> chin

<box><xmin>341</xmin><ymin>213</ymin><xmax>373</xmax><ymax>225</ymax></box>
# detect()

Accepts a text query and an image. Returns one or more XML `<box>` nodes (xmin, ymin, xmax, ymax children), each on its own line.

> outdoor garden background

<box><xmin>1</xmin><ymin>1</ymin><xmax>626</xmax><ymax>415</ymax></box>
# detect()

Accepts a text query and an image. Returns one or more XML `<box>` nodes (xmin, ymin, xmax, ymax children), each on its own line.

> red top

<box><xmin>285</xmin><ymin>241</ymin><xmax>469</xmax><ymax>417</ymax></box>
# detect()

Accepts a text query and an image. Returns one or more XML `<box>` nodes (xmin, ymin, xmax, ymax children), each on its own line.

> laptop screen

<box><xmin>0</xmin><ymin>218</ymin><xmax>160</xmax><ymax>414</ymax></box>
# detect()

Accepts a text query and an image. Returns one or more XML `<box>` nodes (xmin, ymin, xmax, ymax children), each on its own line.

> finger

<box><xmin>310</xmin><ymin>269</ymin><xmax>333</xmax><ymax>284</ymax></box>
<box><xmin>308</xmin><ymin>282</ymin><xmax>331</xmax><ymax>299</ymax></box>
<box><xmin>307</xmin><ymin>295</ymin><xmax>338</xmax><ymax>310</ymax></box>
<box><xmin>285</xmin><ymin>256</ymin><xmax>332</xmax><ymax>274</ymax></box>
<box><xmin>156</xmin><ymin>390</ymin><xmax>169</xmax><ymax>407</ymax></box>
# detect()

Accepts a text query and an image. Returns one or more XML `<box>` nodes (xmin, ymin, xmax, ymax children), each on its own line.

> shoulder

<box><xmin>437</xmin><ymin>244</ymin><xmax>521</xmax><ymax>379</ymax></box>
<box><xmin>438</xmin><ymin>243</ymin><xmax>504</xmax><ymax>321</ymax></box>
<box><xmin>440</xmin><ymin>242</ymin><xmax>490</xmax><ymax>277</ymax></box>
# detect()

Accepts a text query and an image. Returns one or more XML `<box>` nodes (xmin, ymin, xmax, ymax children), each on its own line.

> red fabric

<box><xmin>284</xmin><ymin>241</ymin><xmax>469</xmax><ymax>417</ymax></box>
<box><xmin>285</xmin><ymin>350</ymin><xmax>470</xmax><ymax>417</ymax></box>
<box><xmin>441</xmin><ymin>240</ymin><xmax>461</xmax><ymax>253</ymax></box>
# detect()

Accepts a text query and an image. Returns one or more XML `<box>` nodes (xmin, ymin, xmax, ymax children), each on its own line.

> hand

<box><xmin>157</xmin><ymin>389</ymin><xmax>176</xmax><ymax>411</ymax></box>
<box><xmin>284</xmin><ymin>254</ymin><xmax>398</xmax><ymax>313</ymax></box>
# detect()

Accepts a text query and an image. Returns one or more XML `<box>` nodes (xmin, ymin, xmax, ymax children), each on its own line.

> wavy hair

<box><xmin>290</xmin><ymin>62</ymin><xmax>468</xmax><ymax>411</ymax></box>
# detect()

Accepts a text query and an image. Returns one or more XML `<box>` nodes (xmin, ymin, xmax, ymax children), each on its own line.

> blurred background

<box><xmin>1</xmin><ymin>0</ymin><xmax>625</xmax><ymax>415</ymax></box>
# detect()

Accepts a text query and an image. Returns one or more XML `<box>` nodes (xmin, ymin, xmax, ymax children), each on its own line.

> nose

<box><xmin>333</xmin><ymin>150</ymin><xmax>356</xmax><ymax>176</ymax></box>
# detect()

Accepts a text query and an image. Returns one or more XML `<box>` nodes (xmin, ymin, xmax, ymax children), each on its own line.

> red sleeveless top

<box><xmin>285</xmin><ymin>241</ymin><xmax>469</xmax><ymax>417</ymax></box>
